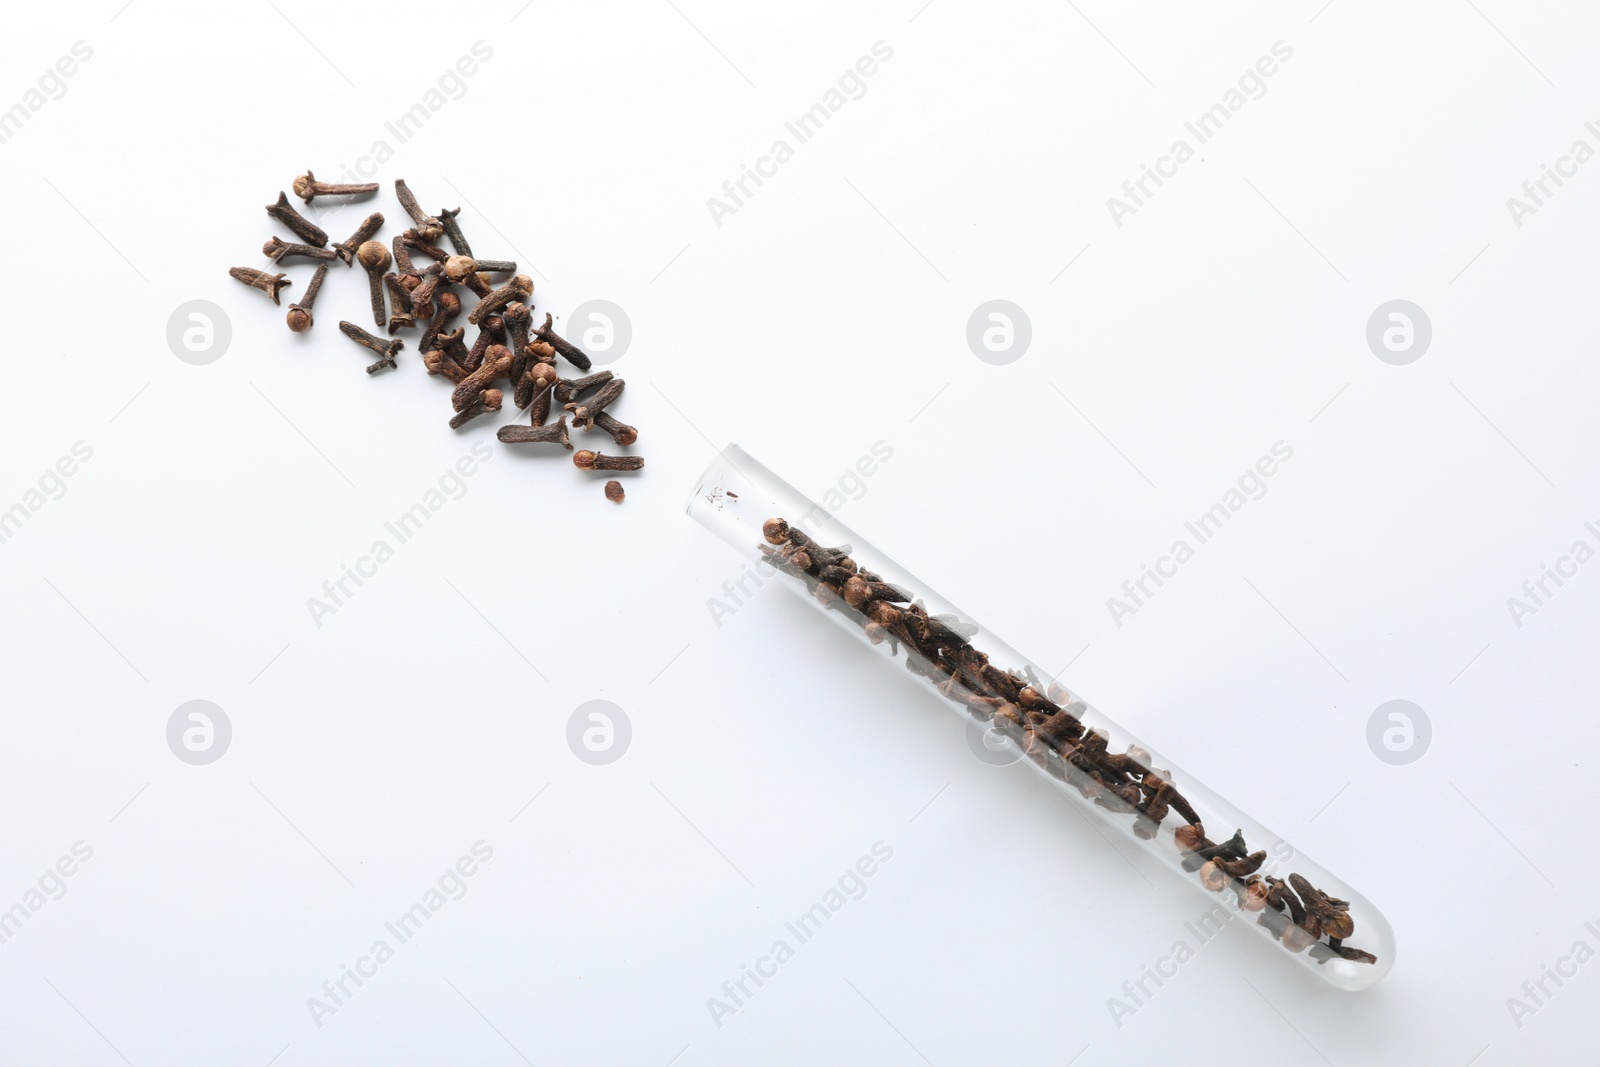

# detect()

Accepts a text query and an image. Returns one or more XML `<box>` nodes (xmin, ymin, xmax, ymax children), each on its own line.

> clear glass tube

<box><xmin>688</xmin><ymin>444</ymin><xmax>1394</xmax><ymax>990</ymax></box>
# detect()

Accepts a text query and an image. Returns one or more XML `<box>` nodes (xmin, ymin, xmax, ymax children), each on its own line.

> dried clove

<box><xmin>564</xmin><ymin>377</ymin><xmax>624</xmax><ymax>428</ymax></box>
<box><xmin>498</xmin><ymin>415</ymin><xmax>571</xmax><ymax>448</ymax></box>
<box><xmin>467</xmin><ymin>274</ymin><xmax>534</xmax><ymax>325</ymax></box>
<box><xmin>532</xmin><ymin>312</ymin><xmax>593</xmax><ymax>371</ymax></box>
<box><xmin>357</xmin><ymin>241</ymin><xmax>391</xmax><ymax>329</ymax></box>
<box><xmin>573</xmin><ymin>450</ymin><xmax>643</xmax><ymax>471</ymax></box>
<box><xmin>286</xmin><ymin>262</ymin><xmax>327</xmax><ymax>332</ymax></box>
<box><xmin>263</xmin><ymin>236</ymin><xmax>337</xmax><ymax>263</ymax></box>
<box><xmin>402</xmin><ymin>229</ymin><xmax>452</xmax><ymax>263</ymax></box>
<box><xmin>424</xmin><ymin>347</ymin><xmax>469</xmax><ymax>384</ymax></box>
<box><xmin>411</xmin><ymin>268</ymin><xmax>447</xmax><ymax>321</ymax></box>
<box><xmin>450</xmin><ymin>388</ymin><xmax>503</xmax><ymax>429</ymax></box>
<box><xmin>528</xmin><ymin>376</ymin><xmax>554</xmax><ymax>426</ymax></box>
<box><xmin>590</xmin><ymin>411</ymin><xmax>638</xmax><ymax>446</ymax></box>
<box><xmin>332</xmin><ymin>212</ymin><xmax>384</xmax><ymax>266</ymax></box>
<box><xmin>392</xmin><ymin>236</ymin><xmax>420</xmax><ymax>286</ymax></box>
<box><xmin>463</xmin><ymin>314</ymin><xmax>504</xmax><ymax>374</ymax></box>
<box><xmin>266</xmin><ymin>192</ymin><xmax>329</xmax><ymax>247</ymax></box>
<box><xmin>394</xmin><ymin>179</ymin><xmax>443</xmax><ymax>240</ymax></box>
<box><xmin>436</xmin><ymin>327</ymin><xmax>470</xmax><ymax>371</ymax></box>
<box><xmin>230</xmin><ymin>266</ymin><xmax>291</xmax><ymax>305</ymax></box>
<box><xmin>443</xmin><ymin>255</ymin><xmax>491</xmax><ymax>298</ymax></box>
<box><xmin>553</xmin><ymin>370</ymin><xmax>614</xmax><ymax>405</ymax></box>
<box><xmin>293</xmin><ymin>170</ymin><xmax>379</xmax><ymax>203</ymax></box>
<box><xmin>451</xmin><ymin>346</ymin><xmax>512</xmax><ymax>410</ymax></box>
<box><xmin>418</xmin><ymin>299</ymin><xmax>452</xmax><ymax>355</ymax></box>
<box><xmin>605</xmin><ymin>480</ymin><xmax>624</xmax><ymax>503</ymax></box>
<box><xmin>384</xmin><ymin>273</ymin><xmax>415</xmax><ymax>332</ymax></box>
<box><xmin>338</xmin><ymin>321</ymin><xmax>402</xmax><ymax>374</ymax></box>
<box><xmin>410</xmin><ymin>263</ymin><xmax>443</xmax><ymax>319</ymax></box>
<box><xmin>438</xmin><ymin>206</ymin><xmax>472</xmax><ymax>257</ymax></box>
<box><xmin>502</xmin><ymin>301</ymin><xmax>533</xmax><ymax>357</ymax></box>
<box><xmin>515</xmin><ymin>362</ymin><xmax>559</xmax><ymax>411</ymax></box>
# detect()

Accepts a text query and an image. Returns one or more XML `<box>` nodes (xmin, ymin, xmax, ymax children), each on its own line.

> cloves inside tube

<box><xmin>690</xmin><ymin>445</ymin><xmax>1395</xmax><ymax>991</ymax></box>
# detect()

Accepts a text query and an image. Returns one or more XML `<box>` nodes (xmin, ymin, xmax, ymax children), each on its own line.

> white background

<box><xmin>1</xmin><ymin>0</ymin><xmax>1596</xmax><ymax>1063</ymax></box>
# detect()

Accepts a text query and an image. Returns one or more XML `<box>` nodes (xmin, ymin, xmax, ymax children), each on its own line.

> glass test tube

<box><xmin>688</xmin><ymin>444</ymin><xmax>1395</xmax><ymax>991</ymax></box>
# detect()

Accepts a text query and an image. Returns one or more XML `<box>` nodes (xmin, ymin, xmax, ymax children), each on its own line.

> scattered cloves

<box><xmin>235</xmin><ymin>182</ymin><xmax>645</xmax><ymax>499</ymax></box>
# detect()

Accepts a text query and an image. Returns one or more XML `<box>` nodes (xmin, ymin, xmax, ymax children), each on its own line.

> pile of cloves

<box><xmin>229</xmin><ymin>174</ymin><xmax>644</xmax><ymax>500</ymax></box>
<box><xmin>758</xmin><ymin>517</ymin><xmax>1378</xmax><ymax>968</ymax></box>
